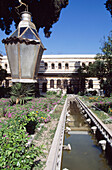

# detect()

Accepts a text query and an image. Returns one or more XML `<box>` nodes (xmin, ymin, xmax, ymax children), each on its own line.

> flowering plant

<box><xmin>108</xmin><ymin>107</ymin><xmax>112</xmax><ymax>115</ymax></box>
<box><xmin>0</xmin><ymin>119</ymin><xmax>42</xmax><ymax>169</ymax></box>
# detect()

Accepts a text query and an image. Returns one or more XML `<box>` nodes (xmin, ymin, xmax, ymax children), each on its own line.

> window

<box><xmin>75</xmin><ymin>61</ymin><xmax>80</xmax><ymax>67</ymax></box>
<box><xmin>45</xmin><ymin>62</ymin><xmax>48</xmax><ymax>70</ymax></box>
<box><xmin>57</xmin><ymin>79</ymin><xmax>61</xmax><ymax>88</ymax></box>
<box><xmin>88</xmin><ymin>79</ymin><xmax>93</xmax><ymax>88</ymax></box>
<box><xmin>74</xmin><ymin>61</ymin><xmax>80</xmax><ymax>71</ymax></box>
<box><xmin>58</xmin><ymin>63</ymin><xmax>62</xmax><ymax>69</ymax></box>
<box><xmin>50</xmin><ymin>79</ymin><xmax>54</xmax><ymax>88</ymax></box>
<box><xmin>5</xmin><ymin>63</ymin><xmax>7</xmax><ymax>69</ymax></box>
<box><xmin>65</xmin><ymin>63</ymin><xmax>69</xmax><ymax>69</ymax></box>
<box><xmin>63</xmin><ymin>79</ymin><xmax>68</xmax><ymax>88</ymax></box>
<box><xmin>51</xmin><ymin>63</ymin><xmax>55</xmax><ymax>69</ymax></box>
<box><xmin>82</xmin><ymin>62</ymin><xmax>85</xmax><ymax>67</ymax></box>
<box><xmin>42</xmin><ymin>83</ymin><xmax>47</xmax><ymax>92</ymax></box>
<box><xmin>75</xmin><ymin>61</ymin><xmax>80</xmax><ymax>68</ymax></box>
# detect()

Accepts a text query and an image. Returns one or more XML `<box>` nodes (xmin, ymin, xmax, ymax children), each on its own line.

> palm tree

<box><xmin>10</xmin><ymin>83</ymin><xmax>34</xmax><ymax>104</ymax></box>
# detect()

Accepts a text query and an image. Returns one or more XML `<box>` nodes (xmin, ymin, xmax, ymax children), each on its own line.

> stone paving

<box><xmin>106</xmin><ymin>124</ymin><xmax>112</xmax><ymax>132</ymax></box>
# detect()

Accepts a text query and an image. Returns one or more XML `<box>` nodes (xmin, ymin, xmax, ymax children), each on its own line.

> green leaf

<box><xmin>26</xmin><ymin>155</ymin><xmax>30</xmax><ymax>158</ymax></box>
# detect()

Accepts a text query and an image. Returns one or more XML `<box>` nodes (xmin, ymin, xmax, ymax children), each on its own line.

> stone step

<box><xmin>68</xmin><ymin>131</ymin><xmax>88</xmax><ymax>135</ymax></box>
<box><xmin>67</xmin><ymin>121</ymin><xmax>87</xmax><ymax>127</ymax></box>
<box><xmin>70</xmin><ymin>126</ymin><xmax>90</xmax><ymax>131</ymax></box>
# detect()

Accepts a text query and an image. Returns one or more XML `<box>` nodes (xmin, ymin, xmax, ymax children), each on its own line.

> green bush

<box><xmin>78</xmin><ymin>91</ymin><xmax>84</xmax><ymax>96</ymax></box>
<box><xmin>0</xmin><ymin>118</ymin><xmax>43</xmax><ymax>169</ymax></box>
<box><xmin>46</xmin><ymin>91</ymin><xmax>57</xmax><ymax>95</ymax></box>
<box><xmin>10</xmin><ymin>83</ymin><xmax>34</xmax><ymax>105</ymax></box>
<box><xmin>0</xmin><ymin>94</ymin><xmax>62</xmax><ymax>169</ymax></box>
<box><xmin>56</xmin><ymin>90</ymin><xmax>62</xmax><ymax>97</ymax></box>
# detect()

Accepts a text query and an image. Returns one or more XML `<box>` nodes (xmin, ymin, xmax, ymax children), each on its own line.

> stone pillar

<box><xmin>54</xmin><ymin>79</ymin><xmax>57</xmax><ymax>89</ymax></box>
<box><xmin>62</xmin><ymin>62</ymin><xmax>65</xmax><ymax>71</ymax></box>
<box><xmin>61</xmin><ymin>79</ymin><xmax>63</xmax><ymax>89</ymax></box>
<box><xmin>47</xmin><ymin>79</ymin><xmax>50</xmax><ymax>90</ymax></box>
<box><xmin>48</xmin><ymin>62</ymin><xmax>51</xmax><ymax>70</ymax></box>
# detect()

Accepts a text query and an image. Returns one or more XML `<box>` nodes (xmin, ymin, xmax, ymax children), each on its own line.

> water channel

<box><xmin>61</xmin><ymin>100</ymin><xmax>112</xmax><ymax>170</ymax></box>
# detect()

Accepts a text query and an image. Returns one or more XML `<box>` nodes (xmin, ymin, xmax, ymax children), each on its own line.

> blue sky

<box><xmin>0</xmin><ymin>0</ymin><xmax>112</xmax><ymax>55</ymax></box>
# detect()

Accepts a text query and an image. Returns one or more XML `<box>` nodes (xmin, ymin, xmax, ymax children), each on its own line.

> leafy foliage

<box><xmin>105</xmin><ymin>0</ymin><xmax>112</xmax><ymax>16</ymax></box>
<box><xmin>0</xmin><ymin>118</ymin><xmax>43</xmax><ymax>169</ymax></box>
<box><xmin>10</xmin><ymin>83</ymin><xmax>34</xmax><ymax>104</ymax></box>
<box><xmin>0</xmin><ymin>65</ymin><xmax>7</xmax><ymax>84</ymax></box>
<box><xmin>95</xmin><ymin>33</ymin><xmax>112</xmax><ymax>96</ymax></box>
<box><xmin>46</xmin><ymin>90</ymin><xmax>57</xmax><ymax>95</ymax></box>
<box><xmin>79</xmin><ymin>33</ymin><xmax>112</xmax><ymax>97</ymax></box>
<box><xmin>0</xmin><ymin>93</ymin><xmax>65</xmax><ymax>169</ymax></box>
<box><xmin>77</xmin><ymin>66</ymin><xmax>86</xmax><ymax>93</ymax></box>
<box><xmin>103</xmin><ymin>117</ymin><xmax>112</xmax><ymax>124</ymax></box>
<box><xmin>0</xmin><ymin>0</ymin><xmax>69</xmax><ymax>37</ymax></box>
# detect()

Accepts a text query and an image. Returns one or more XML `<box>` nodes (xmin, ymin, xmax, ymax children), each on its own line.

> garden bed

<box><xmin>0</xmin><ymin>94</ymin><xmax>66</xmax><ymax>169</ymax></box>
<box><xmin>78</xmin><ymin>95</ymin><xmax>112</xmax><ymax>130</ymax></box>
<box><xmin>32</xmin><ymin>103</ymin><xmax>64</xmax><ymax>169</ymax></box>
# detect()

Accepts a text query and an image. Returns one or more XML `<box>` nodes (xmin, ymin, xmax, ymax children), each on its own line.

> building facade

<box><xmin>38</xmin><ymin>54</ymin><xmax>100</xmax><ymax>93</ymax></box>
<box><xmin>0</xmin><ymin>54</ymin><xmax>100</xmax><ymax>93</ymax></box>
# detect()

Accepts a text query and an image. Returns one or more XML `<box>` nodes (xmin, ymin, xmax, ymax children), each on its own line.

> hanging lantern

<box><xmin>2</xmin><ymin>11</ymin><xmax>45</xmax><ymax>83</ymax></box>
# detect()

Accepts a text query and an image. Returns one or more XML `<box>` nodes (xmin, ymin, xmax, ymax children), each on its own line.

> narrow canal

<box><xmin>61</xmin><ymin>100</ymin><xmax>112</xmax><ymax>170</ymax></box>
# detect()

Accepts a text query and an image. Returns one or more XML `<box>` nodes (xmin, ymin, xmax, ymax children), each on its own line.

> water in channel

<box><xmin>61</xmin><ymin>100</ymin><xmax>112</xmax><ymax>170</ymax></box>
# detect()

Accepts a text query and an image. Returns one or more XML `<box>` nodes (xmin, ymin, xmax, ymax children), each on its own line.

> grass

<box><xmin>51</xmin><ymin>104</ymin><xmax>64</xmax><ymax>120</ymax></box>
<box><xmin>91</xmin><ymin>109</ymin><xmax>109</xmax><ymax>121</ymax></box>
<box><xmin>79</xmin><ymin>95</ymin><xmax>110</xmax><ymax>123</ymax></box>
<box><xmin>32</xmin><ymin>100</ymin><xmax>65</xmax><ymax>170</ymax></box>
<box><xmin>35</xmin><ymin>126</ymin><xmax>48</xmax><ymax>140</ymax></box>
<box><xmin>50</xmin><ymin>126</ymin><xmax>57</xmax><ymax>139</ymax></box>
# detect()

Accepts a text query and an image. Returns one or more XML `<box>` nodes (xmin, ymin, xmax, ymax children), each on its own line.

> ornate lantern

<box><xmin>2</xmin><ymin>11</ymin><xmax>45</xmax><ymax>83</ymax></box>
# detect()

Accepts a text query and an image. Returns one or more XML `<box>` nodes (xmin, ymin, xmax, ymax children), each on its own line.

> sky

<box><xmin>0</xmin><ymin>0</ymin><xmax>112</xmax><ymax>55</ymax></box>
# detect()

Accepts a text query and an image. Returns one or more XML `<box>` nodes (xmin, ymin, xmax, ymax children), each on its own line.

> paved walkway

<box><xmin>106</xmin><ymin>124</ymin><xmax>112</xmax><ymax>132</ymax></box>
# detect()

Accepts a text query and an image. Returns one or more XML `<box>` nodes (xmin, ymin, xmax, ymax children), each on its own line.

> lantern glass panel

<box><xmin>21</xmin><ymin>28</ymin><xmax>37</xmax><ymax>40</ymax></box>
<box><xmin>32</xmin><ymin>29</ymin><xmax>40</xmax><ymax>39</ymax></box>
<box><xmin>6</xmin><ymin>43</ymin><xmax>19</xmax><ymax>78</ymax></box>
<box><xmin>20</xmin><ymin>27</ymin><xmax>27</xmax><ymax>35</ymax></box>
<box><xmin>32</xmin><ymin>29</ymin><xmax>38</xmax><ymax>36</ymax></box>
<box><xmin>20</xmin><ymin>43</ymin><xmax>39</xmax><ymax>78</ymax></box>
<box><xmin>11</xmin><ymin>30</ymin><xmax>18</xmax><ymax>37</ymax></box>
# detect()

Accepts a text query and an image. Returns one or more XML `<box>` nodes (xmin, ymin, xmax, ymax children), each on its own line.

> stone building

<box><xmin>0</xmin><ymin>54</ymin><xmax>100</xmax><ymax>93</ymax></box>
<box><xmin>38</xmin><ymin>54</ymin><xmax>100</xmax><ymax>93</ymax></box>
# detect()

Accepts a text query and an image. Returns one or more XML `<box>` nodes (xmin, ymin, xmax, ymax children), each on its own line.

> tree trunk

<box><xmin>16</xmin><ymin>98</ymin><xmax>19</xmax><ymax>104</ymax></box>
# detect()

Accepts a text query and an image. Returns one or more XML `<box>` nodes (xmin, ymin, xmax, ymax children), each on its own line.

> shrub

<box><xmin>94</xmin><ymin>102</ymin><xmax>112</xmax><ymax>113</ymax></box>
<box><xmin>0</xmin><ymin>119</ymin><xmax>43</xmax><ymax>169</ymax></box>
<box><xmin>103</xmin><ymin>117</ymin><xmax>112</xmax><ymax>124</ymax></box>
<box><xmin>46</xmin><ymin>91</ymin><xmax>57</xmax><ymax>95</ymax></box>
<box><xmin>56</xmin><ymin>90</ymin><xmax>62</xmax><ymax>97</ymax></box>
<box><xmin>0</xmin><ymin>94</ymin><xmax>63</xmax><ymax>169</ymax></box>
<box><xmin>10</xmin><ymin>83</ymin><xmax>34</xmax><ymax>105</ymax></box>
<box><xmin>78</xmin><ymin>91</ymin><xmax>84</xmax><ymax>96</ymax></box>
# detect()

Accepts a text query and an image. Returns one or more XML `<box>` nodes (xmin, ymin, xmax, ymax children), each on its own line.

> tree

<box><xmin>0</xmin><ymin>0</ymin><xmax>69</xmax><ymax>37</ymax></box>
<box><xmin>0</xmin><ymin>65</ymin><xmax>7</xmax><ymax>85</ymax></box>
<box><xmin>0</xmin><ymin>65</ymin><xmax>8</xmax><ymax>98</ymax></box>
<box><xmin>105</xmin><ymin>0</ymin><xmax>112</xmax><ymax>15</ymax></box>
<box><xmin>86</xmin><ymin>60</ymin><xmax>105</xmax><ymax>79</ymax></box>
<box><xmin>83</xmin><ymin>33</ymin><xmax>112</xmax><ymax>97</ymax></box>
<box><xmin>10</xmin><ymin>83</ymin><xmax>34</xmax><ymax>104</ymax></box>
<box><xmin>77</xmin><ymin>66</ymin><xmax>86</xmax><ymax>94</ymax></box>
<box><xmin>95</xmin><ymin>33</ymin><xmax>112</xmax><ymax>96</ymax></box>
